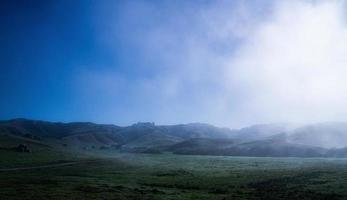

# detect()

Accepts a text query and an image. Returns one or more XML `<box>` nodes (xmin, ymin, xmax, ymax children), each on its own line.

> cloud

<box><xmin>80</xmin><ymin>0</ymin><xmax>347</xmax><ymax>128</ymax></box>
<box><xmin>227</xmin><ymin>0</ymin><xmax>347</xmax><ymax>126</ymax></box>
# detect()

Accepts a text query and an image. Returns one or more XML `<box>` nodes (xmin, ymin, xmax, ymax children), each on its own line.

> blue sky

<box><xmin>1</xmin><ymin>0</ymin><xmax>347</xmax><ymax>128</ymax></box>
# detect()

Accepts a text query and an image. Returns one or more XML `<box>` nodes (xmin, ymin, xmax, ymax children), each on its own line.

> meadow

<box><xmin>1</xmin><ymin>149</ymin><xmax>347</xmax><ymax>200</ymax></box>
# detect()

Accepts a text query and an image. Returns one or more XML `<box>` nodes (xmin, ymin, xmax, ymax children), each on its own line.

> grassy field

<box><xmin>0</xmin><ymin>134</ymin><xmax>84</xmax><ymax>168</ymax></box>
<box><xmin>1</xmin><ymin>149</ymin><xmax>347</xmax><ymax>199</ymax></box>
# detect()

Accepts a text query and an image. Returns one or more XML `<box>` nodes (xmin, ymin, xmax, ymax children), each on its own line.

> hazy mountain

<box><xmin>288</xmin><ymin>122</ymin><xmax>347</xmax><ymax>148</ymax></box>
<box><xmin>159</xmin><ymin>123</ymin><xmax>234</xmax><ymax>139</ymax></box>
<box><xmin>122</xmin><ymin>131</ymin><xmax>183</xmax><ymax>149</ymax></box>
<box><xmin>170</xmin><ymin>134</ymin><xmax>327</xmax><ymax>157</ymax></box>
<box><xmin>2</xmin><ymin>119</ymin><xmax>347</xmax><ymax>157</ymax></box>
<box><xmin>231</xmin><ymin>123</ymin><xmax>292</xmax><ymax>140</ymax></box>
<box><xmin>0</xmin><ymin>119</ymin><xmax>234</xmax><ymax>150</ymax></box>
<box><xmin>168</xmin><ymin>138</ymin><xmax>240</xmax><ymax>155</ymax></box>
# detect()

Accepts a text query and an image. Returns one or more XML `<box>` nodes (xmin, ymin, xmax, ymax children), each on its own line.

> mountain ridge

<box><xmin>2</xmin><ymin>118</ymin><xmax>347</xmax><ymax>157</ymax></box>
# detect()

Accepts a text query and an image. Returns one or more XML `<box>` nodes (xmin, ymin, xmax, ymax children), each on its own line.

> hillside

<box><xmin>2</xmin><ymin>119</ymin><xmax>347</xmax><ymax>157</ymax></box>
<box><xmin>0</xmin><ymin>119</ymin><xmax>234</xmax><ymax>152</ymax></box>
<box><xmin>288</xmin><ymin>122</ymin><xmax>347</xmax><ymax>148</ymax></box>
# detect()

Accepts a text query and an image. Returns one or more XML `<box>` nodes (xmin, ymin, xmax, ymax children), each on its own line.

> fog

<box><xmin>227</xmin><ymin>0</ymin><xmax>347</xmax><ymax>127</ymax></box>
<box><xmin>78</xmin><ymin>0</ymin><xmax>347</xmax><ymax>128</ymax></box>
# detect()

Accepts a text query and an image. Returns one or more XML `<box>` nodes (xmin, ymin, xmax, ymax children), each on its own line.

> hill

<box><xmin>288</xmin><ymin>122</ymin><xmax>347</xmax><ymax>148</ymax></box>
<box><xmin>0</xmin><ymin>119</ymin><xmax>234</xmax><ymax>152</ymax></box>
<box><xmin>2</xmin><ymin>119</ymin><xmax>347</xmax><ymax>157</ymax></box>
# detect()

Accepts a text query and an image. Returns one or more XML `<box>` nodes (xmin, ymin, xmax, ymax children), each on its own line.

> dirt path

<box><xmin>0</xmin><ymin>161</ymin><xmax>80</xmax><ymax>172</ymax></box>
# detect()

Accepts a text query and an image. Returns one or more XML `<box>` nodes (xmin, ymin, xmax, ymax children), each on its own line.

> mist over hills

<box><xmin>2</xmin><ymin>118</ymin><xmax>347</xmax><ymax>157</ymax></box>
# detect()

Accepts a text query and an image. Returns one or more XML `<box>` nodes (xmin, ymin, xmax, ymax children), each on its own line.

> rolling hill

<box><xmin>2</xmin><ymin>118</ymin><xmax>347</xmax><ymax>157</ymax></box>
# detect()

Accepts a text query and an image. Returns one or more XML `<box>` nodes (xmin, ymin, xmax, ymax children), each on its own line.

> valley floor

<box><xmin>1</xmin><ymin>150</ymin><xmax>347</xmax><ymax>199</ymax></box>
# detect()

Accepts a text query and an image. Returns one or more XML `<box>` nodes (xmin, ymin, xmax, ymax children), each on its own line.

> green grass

<box><xmin>2</xmin><ymin>150</ymin><xmax>347</xmax><ymax>199</ymax></box>
<box><xmin>0</xmin><ymin>134</ymin><xmax>85</xmax><ymax>168</ymax></box>
<box><xmin>0</xmin><ymin>149</ymin><xmax>84</xmax><ymax>168</ymax></box>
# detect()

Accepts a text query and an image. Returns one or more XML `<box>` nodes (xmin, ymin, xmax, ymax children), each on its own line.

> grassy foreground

<box><xmin>1</xmin><ymin>150</ymin><xmax>347</xmax><ymax>199</ymax></box>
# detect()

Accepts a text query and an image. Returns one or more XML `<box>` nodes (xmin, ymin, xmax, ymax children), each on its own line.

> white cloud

<box><xmin>86</xmin><ymin>0</ymin><xmax>347</xmax><ymax>128</ymax></box>
<box><xmin>226</xmin><ymin>0</ymin><xmax>347</xmax><ymax>126</ymax></box>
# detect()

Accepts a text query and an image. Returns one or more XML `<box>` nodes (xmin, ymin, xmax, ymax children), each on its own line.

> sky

<box><xmin>1</xmin><ymin>0</ymin><xmax>347</xmax><ymax>128</ymax></box>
